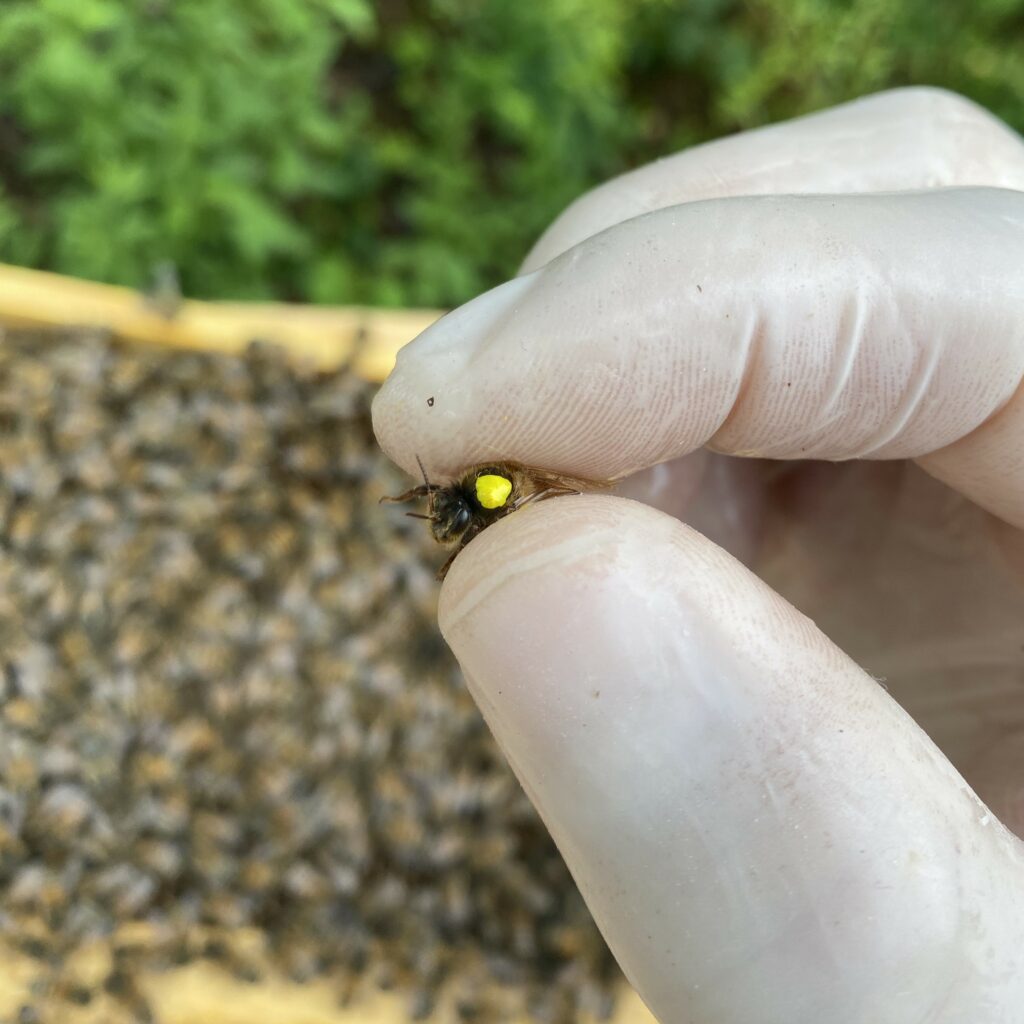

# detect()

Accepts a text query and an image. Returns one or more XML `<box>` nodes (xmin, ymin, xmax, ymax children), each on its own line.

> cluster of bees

<box><xmin>0</xmin><ymin>330</ymin><xmax>618</xmax><ymax>1023</ymax></box>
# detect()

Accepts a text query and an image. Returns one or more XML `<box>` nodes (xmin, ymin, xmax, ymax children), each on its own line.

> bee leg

<box><xmin>436</xmin><ymin>526</ymin><xmax>482</xmax><ymax>581</ymax></box>
<box><xmin>379</xmin><ymin>484</ymin><xmax>434</xmax><ymax>504</ymax></box>
<box><xmin>436</xmin><ymin>550</ymin><xmax>460</xmax><ymax>581</ymax></box>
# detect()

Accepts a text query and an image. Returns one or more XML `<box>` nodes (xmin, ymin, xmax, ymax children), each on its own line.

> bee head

<box><xmin>430</xmin><ymin>488</ymin><xmax>473</xmax><ymax>543</ymax></box>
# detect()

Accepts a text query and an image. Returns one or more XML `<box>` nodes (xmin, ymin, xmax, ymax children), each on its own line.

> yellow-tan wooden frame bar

<box><xmin>0</xmin><ymin>263</ymin><xmax>441</xmax><ymax>382</ymax></box>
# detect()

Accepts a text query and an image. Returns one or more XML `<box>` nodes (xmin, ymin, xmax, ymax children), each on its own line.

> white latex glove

<box><xmin>373</xmin><ymin>88</ymin><xmax>1024</xmax><ymax>1024</ymax></box>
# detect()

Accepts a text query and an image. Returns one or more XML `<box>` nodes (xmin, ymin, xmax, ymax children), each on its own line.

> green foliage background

<box><xmin>0</xmin><ymin>0</ymin><xmax>1021</xmax><ymax>307</ymax></box>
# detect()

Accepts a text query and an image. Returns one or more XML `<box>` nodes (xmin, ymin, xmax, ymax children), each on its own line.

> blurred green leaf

<box><xmin>0</xmin><ymin>0</ymin><xmax>1019</xmax><ymax>307</ymax></box>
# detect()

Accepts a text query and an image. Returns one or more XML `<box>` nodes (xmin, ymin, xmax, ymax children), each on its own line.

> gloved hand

<box><xmin>373</xmin><ymin>87</ymin><xmax>1024</xmax><ymax>1024</ymax></box>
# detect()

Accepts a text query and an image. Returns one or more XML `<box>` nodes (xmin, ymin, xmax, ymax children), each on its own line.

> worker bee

<box><xmin>382</xmin><ymin>457</ymin><xmax>606</xmax><ymax>580</ymax></box>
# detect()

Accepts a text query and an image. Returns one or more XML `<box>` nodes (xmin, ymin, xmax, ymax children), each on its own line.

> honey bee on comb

<box><xmin>382</xmin><ymin>456</ymin><xmax>609</xmax><ymax>579</ymax></box>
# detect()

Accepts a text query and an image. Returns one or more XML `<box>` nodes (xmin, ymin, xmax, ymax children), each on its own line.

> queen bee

<box><xmin>383</xmin><ymin>458</ymin><xmax>605</xmax><ymax>579</ymax></box>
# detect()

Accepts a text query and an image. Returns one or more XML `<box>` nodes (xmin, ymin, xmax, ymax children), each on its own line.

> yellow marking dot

<box><xmin>475</xmin><ymin>474</ymin><xmax>513</xmax><ymax>509</ymax></box>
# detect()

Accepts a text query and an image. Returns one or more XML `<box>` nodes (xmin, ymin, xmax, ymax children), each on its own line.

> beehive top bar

<box><xmin>0</xmin><ymin>263</ymin><xmax>441</xmax><ymax>380</ymax></box>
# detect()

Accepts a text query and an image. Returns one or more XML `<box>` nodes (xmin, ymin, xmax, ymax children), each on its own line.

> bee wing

<box><xmin>507</xmin><ymin>464</ymin><xmax>613</xmax><ymax>510</ymax></box>
<box><xmin>520</xmin><ymin>465</ymin><xmax>612</xmax><ymax>493</ymax></box>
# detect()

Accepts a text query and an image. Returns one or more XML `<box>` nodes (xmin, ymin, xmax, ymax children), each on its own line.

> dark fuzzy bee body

<box><xmin>382</xmin><ymin>460</ymin><xmax>605</xmax><ymax>579</ymax></box>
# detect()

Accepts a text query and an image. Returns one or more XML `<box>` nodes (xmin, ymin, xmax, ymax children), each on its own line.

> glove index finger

<box><xmin>372</xmin><ymin>189</ymin><xmax>1024</xmax><ymax>524</ymax></box>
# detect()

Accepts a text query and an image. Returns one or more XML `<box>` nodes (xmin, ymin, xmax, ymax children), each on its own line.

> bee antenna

<box><xmin>415</xmin><ymin>453</ymin><xmax>431</xmax><ymax>489</ymax></box>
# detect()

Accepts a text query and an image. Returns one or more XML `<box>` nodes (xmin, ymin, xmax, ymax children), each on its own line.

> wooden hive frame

<box><xmin>0</xmin><ymin>263</ymin><xmax>656</xmax><ymax>1024</ymax></box>
<box><xmin>0</xmin><ymin>263</ymin><xmax>441</xmax><ymax>383</ymax></box>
